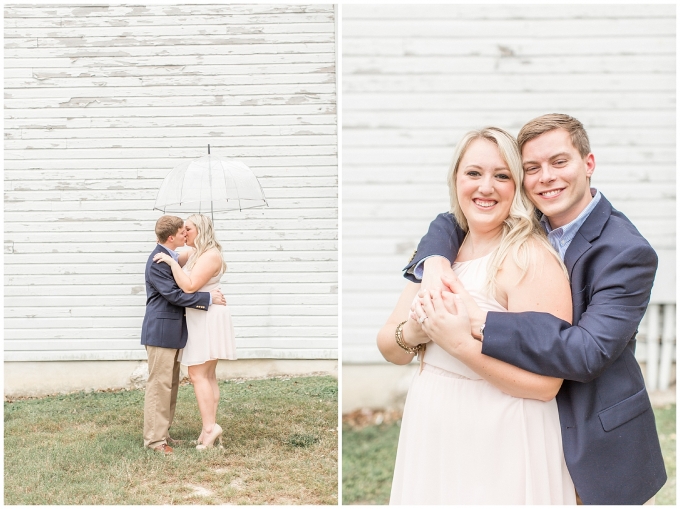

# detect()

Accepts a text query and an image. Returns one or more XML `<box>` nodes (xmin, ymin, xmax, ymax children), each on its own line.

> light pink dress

<box><xmin>390</xmin><ymin>253</ymin><xmax>575</xmax><ymax>505</ymax></box>
<box><xmin>179</xmin><ymin>263</ymin><xmax>236</xmax><ymax>366</ymax></box>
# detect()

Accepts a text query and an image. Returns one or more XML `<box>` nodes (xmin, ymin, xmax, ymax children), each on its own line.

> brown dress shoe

<box><xmin>152</xmin><ymin>443</ymin><xmax>173</xmax><ymax>454</ymax></box>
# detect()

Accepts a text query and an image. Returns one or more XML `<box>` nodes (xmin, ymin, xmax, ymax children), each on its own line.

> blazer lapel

<box><xmin>564</xmin><ymin>232</ymin><xmax>591</xmax><ymax>278</ymax></box>
<box><xmin>563</xmin><ymin>193</ymin><xmax>612</xmax><ymax>277</ymax></box>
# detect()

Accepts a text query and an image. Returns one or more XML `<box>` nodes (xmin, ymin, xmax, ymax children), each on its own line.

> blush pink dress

<box><xmin>178</xmin><ymin>262</ymin><xmax>236</xmax><ymax>366</ymax></box>
<box><xmin>390</xmin><ymin>253</ymin><xmax>575</xmax><ymax>505</ymax></box>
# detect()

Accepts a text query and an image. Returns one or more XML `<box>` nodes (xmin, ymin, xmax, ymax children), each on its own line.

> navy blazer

<box><xmin>403</xmin><ymin>193</ymin><xmax>666</xmax><ymax>505</ymax></box>
<box><xmin>141</xmin><ymin>245</ymin><xmax>210</xmax><ymax>350</ymax></box>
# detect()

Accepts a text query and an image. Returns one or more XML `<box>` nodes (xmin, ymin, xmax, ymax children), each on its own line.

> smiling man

<box><xmin>403</xmin><ymin>114</ymin><xmax>666</xmax><ymax>504</ymax></box>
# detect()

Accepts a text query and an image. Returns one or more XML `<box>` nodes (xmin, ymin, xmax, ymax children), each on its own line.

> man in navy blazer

<box><xmin>404</xmin><ymin>114</ymin><xmax>666</xmax><ymax>504</ymax></box>
<box><xmin>141</xmin><ymin>215</ymin><xmax>225</xmax><ymax>454</ymax></box>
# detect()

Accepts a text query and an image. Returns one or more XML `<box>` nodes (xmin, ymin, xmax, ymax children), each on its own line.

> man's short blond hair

<box><xmin>155</xmin><ymin>215</ymin><xmax>184</xmax><ymax>243</ymax></box>
<box><xmin>517</xmin><ymin>113</ymin><xmax>591</xmax><ymax>158</ymax></box>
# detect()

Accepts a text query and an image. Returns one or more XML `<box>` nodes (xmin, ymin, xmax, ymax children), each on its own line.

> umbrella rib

<box><xmin>179</xmin><ymin>164</ymin><xmax>186</xmax><ymax>209</ymax></box>
<box><xmin>199</xmin><ymin>156</ymin><xmax>206</xmax><ymax>215</ymax></box>
<box><xmin>221</xmin><ymin>163</ymin><xmax>230</xmax><ymax>211</ymax></box>
<box><xmin>208</xmin><ymin>154</ymin><xmax>213</xmax><ymax>222</ymax></box>
<box><xmin>256</xmin><ymin>177</ymin><xmax>268</xmax><ymax>207</ymax></box>
<box><xmin>153</xmin><ymin>183</ymin><xmax>163</xmax><ymax>212</ymax></box>
<box><xmin>233</xmin><ymin>165</ymin><xmax>243</xmax><ymax>212</ymax></box>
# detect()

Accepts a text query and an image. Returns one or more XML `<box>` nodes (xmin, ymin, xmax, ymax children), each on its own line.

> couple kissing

<box><xmin>141</xmin><ymin>214</ymin><xmax>236</xmax><ymax>454</ymax></box>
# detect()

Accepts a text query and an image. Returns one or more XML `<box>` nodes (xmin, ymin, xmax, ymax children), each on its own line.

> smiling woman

<box><xmin>377</xmin><ymin>126</ymin><xmax>574</xmax><ymax>504</ymax></box>
<box><xmin>445</xmin><ymin>128</ymin><xmax>565</xmax><ymax>296</ymax></box>
<box><xmin>452</xmin><ymin>138</ymin><xmax>515</xmax><ymax>236</ymax></box>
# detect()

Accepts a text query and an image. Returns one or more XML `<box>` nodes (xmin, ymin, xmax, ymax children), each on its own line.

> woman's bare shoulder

<box><xmin>497</xmin><ymin>236</ymin><xmax>568</xmax><ymax>294</ymax></box>
<box><xmin>204</xmin><ymin>247</ymin><xmax>223</xmax><ymax>259</ymax></box>
<box><xmin>500</xmin><ymin>235</ymin><xmax>571</xmax><ymax>319</ymax></box>
<box><xmin>501</xmin><ymin>236</ymin><xmax>560</xmax><ymax>270</ymax></box>
<box><xmin>194</xmin><ymin>248</ymin><xmax>223</xmax><ymax>268</ymax></box>
<box><xmin>527</xmin><ymin>237</ymin><xmax>565</xmax><ymax>276</ymax></box>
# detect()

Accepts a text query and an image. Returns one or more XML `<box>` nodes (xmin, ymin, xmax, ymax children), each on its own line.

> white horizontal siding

<box><xmin>5</xmin><ymin>4</ymin><xmax>337</xmax><ymax>362</ymax></box>
<box><xmin>342</xmin><ymin>5</ymin><xmax>676</xmax><ymax>363</ymax></box>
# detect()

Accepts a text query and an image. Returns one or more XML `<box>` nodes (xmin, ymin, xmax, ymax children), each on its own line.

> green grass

<box><xmin>655</xmin><ymin>404</ymin><xmax>676</xmax><ymax>505</ymax></box>
<box><xmin>342</xmin><ymin>421</ymin><xmax>401</xmax><ymax>505</ymax></box>
<box><xmin>5</xmin><ymin>376</ymin><xmax>338</xmax><ymax>505</ymax></box>
<box><xmin>342</xmin><ymin>405</ymin><xmax>676</xmax><ymax>505</ymax></box>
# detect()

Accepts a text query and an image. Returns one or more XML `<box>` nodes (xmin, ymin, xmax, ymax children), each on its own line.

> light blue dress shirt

<box><xmin>541</xmin><ymin>190</ymin><xmax>601</xmax><ymax>261</ymax></box>
<box><xmin>159</xmin><ymin>243</ymin><xmax>180</xmax><ymax>262</ymax></box>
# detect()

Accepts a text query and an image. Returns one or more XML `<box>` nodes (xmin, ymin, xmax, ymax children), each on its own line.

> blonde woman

<box><xmin>154</xmin><ymin>214</ymin><xmax>236</xmax><ymax>449</ymax></box>
<box><xmin>378</xmin><ymin>128</ymin><xmax>576</xmax><ymax>504</ymax></box>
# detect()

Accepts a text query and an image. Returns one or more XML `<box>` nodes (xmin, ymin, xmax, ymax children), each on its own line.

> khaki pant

<box><xmin>143</xmin><ymin>345</ymin><xmax>181</xmax><ymax>449</ymax></box>
<box><xmin>576</xmin><ymin>492</ymin><xmax>655</xmax><ymax>505</ymax></box>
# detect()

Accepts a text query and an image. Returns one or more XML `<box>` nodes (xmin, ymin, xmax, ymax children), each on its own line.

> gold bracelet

<box><xmin>395</xmin><ymin>320</ymin><xmax>423</xmax><ymax>354</ymax></box>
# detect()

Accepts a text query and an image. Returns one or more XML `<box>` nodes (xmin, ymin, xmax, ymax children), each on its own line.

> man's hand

<box><xmin>210</xmin><ymin>289</ymin><xmax>226</xmax><ymax>306</ymax></box>
<box><xmin>421</xmin><ymin>256</ymin><xmax>456</xmax><ymax>293</ymax></box>
<box><xmin>417</xmin><ymin>289</ymin><xmax>474</xmax><ymax>357</ymax></box>
<box><xmin>441</xmin><ymin>274</ymin><xmax>487</xmax><ymax>340</ymax></box>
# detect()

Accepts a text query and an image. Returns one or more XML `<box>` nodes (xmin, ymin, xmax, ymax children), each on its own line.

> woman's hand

<box><xmin>377</xmin><ymin>282</ymin><xmax>427</xmax><ymax>365</ymax></box>
<box><xmin>416</xmin><ymin>289</ymin><xmax>474</xmax><ymax>358</ymax></box>
<box><xmin>153</xmin><ymin>252</ymin><xmax>176</xmax><ymax>266</ymax></box>
<box><xmin>402</xmin><ymin>316</ymin><xmax>431</xmax><ymax>348</ymax></box>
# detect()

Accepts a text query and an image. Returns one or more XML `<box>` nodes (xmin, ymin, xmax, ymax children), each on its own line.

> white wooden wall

<box><xmin>342</xmin><ymin>5</ymin><xmax>676</xmax><ymax>363</ymax></box>
<box><xmin>5</xmin><ymin>4</ymin><xmax>337</xmax><ymax>361</ymax></box>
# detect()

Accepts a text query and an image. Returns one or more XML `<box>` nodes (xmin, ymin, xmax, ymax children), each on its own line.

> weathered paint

<box><xmin>5</xmin><ymin>4</ymin><xmax>338</xmax><ymax>362</ymax></box>
<box><xmin>342</xmin><ymin>5</ymin><xmax>675</xmax><ymax>363</ymax></box>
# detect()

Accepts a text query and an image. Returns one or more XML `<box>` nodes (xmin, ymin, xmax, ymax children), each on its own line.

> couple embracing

<box><xmin>141</xmin><ymin>214</ymin><xmax>236</xmax><ymax>454</ymax></box>
<box><xmin>379</xmin><ymin>114</ymin><xmax>666</xmax><ymax>504</ymax></box>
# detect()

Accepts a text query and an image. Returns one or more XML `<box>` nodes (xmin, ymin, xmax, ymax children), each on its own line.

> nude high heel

<box><xmin>196</xmin><ymin>424</ymin><xmax>223</xmax><ymax>450</ymax></box>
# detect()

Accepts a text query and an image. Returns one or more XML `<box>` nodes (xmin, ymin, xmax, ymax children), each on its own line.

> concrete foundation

<box><xmin>342</xmin><ymin>363</ymin><xmax>418</xmax><ymax>413</ymax></box>
<box><xmin>5</xmin><ymin>359</ymin><xmax>338</xmax><ymax>399</ymax></box>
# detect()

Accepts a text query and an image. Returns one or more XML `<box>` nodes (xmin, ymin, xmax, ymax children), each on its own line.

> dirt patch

<box><xmin>185</xmin><ymin>483</ymin><xmax>212</xmax><ymax>497</ymax></box>
<box><xmin>342</xmin><ymin>408</ymin><xmax>402</xmax><ymax>430</ymax></box>
<box><xmin>229</xmin><ymin>478</ymin><xmax>245</xmax><ymax>490</ymax></box>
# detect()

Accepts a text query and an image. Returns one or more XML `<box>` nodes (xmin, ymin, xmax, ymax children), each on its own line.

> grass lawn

<box><xmin>342</xmin><ymin>404</ymin><xmax>676</xmax><ymax>505</ymax></box>
<box><xmin>655</xmin><ymin>403</ymin><xmax>676</xmax><ymax>505</ymax></box>
<box><xmin>5</xmin><ymin>375</ymin><xmax>338</xmax><ymax>505</ymax></box>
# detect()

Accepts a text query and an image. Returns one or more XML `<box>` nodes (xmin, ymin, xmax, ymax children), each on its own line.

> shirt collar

<box><xmin>540</xmin><ymin>188</ymin><xmax>601</xmax><ymax>240</ymax></box>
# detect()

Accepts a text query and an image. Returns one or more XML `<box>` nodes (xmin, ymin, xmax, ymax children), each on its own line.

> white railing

<box><xmin>636</xmin><ymin>304</ymin><xmax>676</xmax><ymax>391</ymax></box>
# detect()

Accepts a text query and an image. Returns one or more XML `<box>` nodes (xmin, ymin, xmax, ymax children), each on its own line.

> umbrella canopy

<box><xmin>154</xmin><ymin>152</ymin><xmax>268</xmax><ymax>218</ymax></box>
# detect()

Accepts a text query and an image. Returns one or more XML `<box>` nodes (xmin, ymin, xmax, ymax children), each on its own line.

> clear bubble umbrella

<box><xmin>153</xmin><ymin>146</ymin><xmax>268</xmax><ymax>221</ymax></box>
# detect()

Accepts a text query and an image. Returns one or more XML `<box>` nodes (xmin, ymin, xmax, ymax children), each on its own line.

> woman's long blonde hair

<box><xmin>185</xmin><ymin>214</ymin><xmax>227</xmax><ymax>273</ymax></box>
<box><xmin>447</xmin><ymin>127</ymin><xmax>567</xmax><ymax>295</ymax></box>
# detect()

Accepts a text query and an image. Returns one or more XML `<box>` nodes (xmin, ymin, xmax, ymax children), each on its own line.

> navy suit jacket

<box><xmin>141</xmin><ymin>244</ymin><xmax>210</xmax><ymax>350</ymax></box>
<box><xmin>404</xmin><ymin>193</ymin><xmax>666</xmax><ymax>505</ymax></box>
